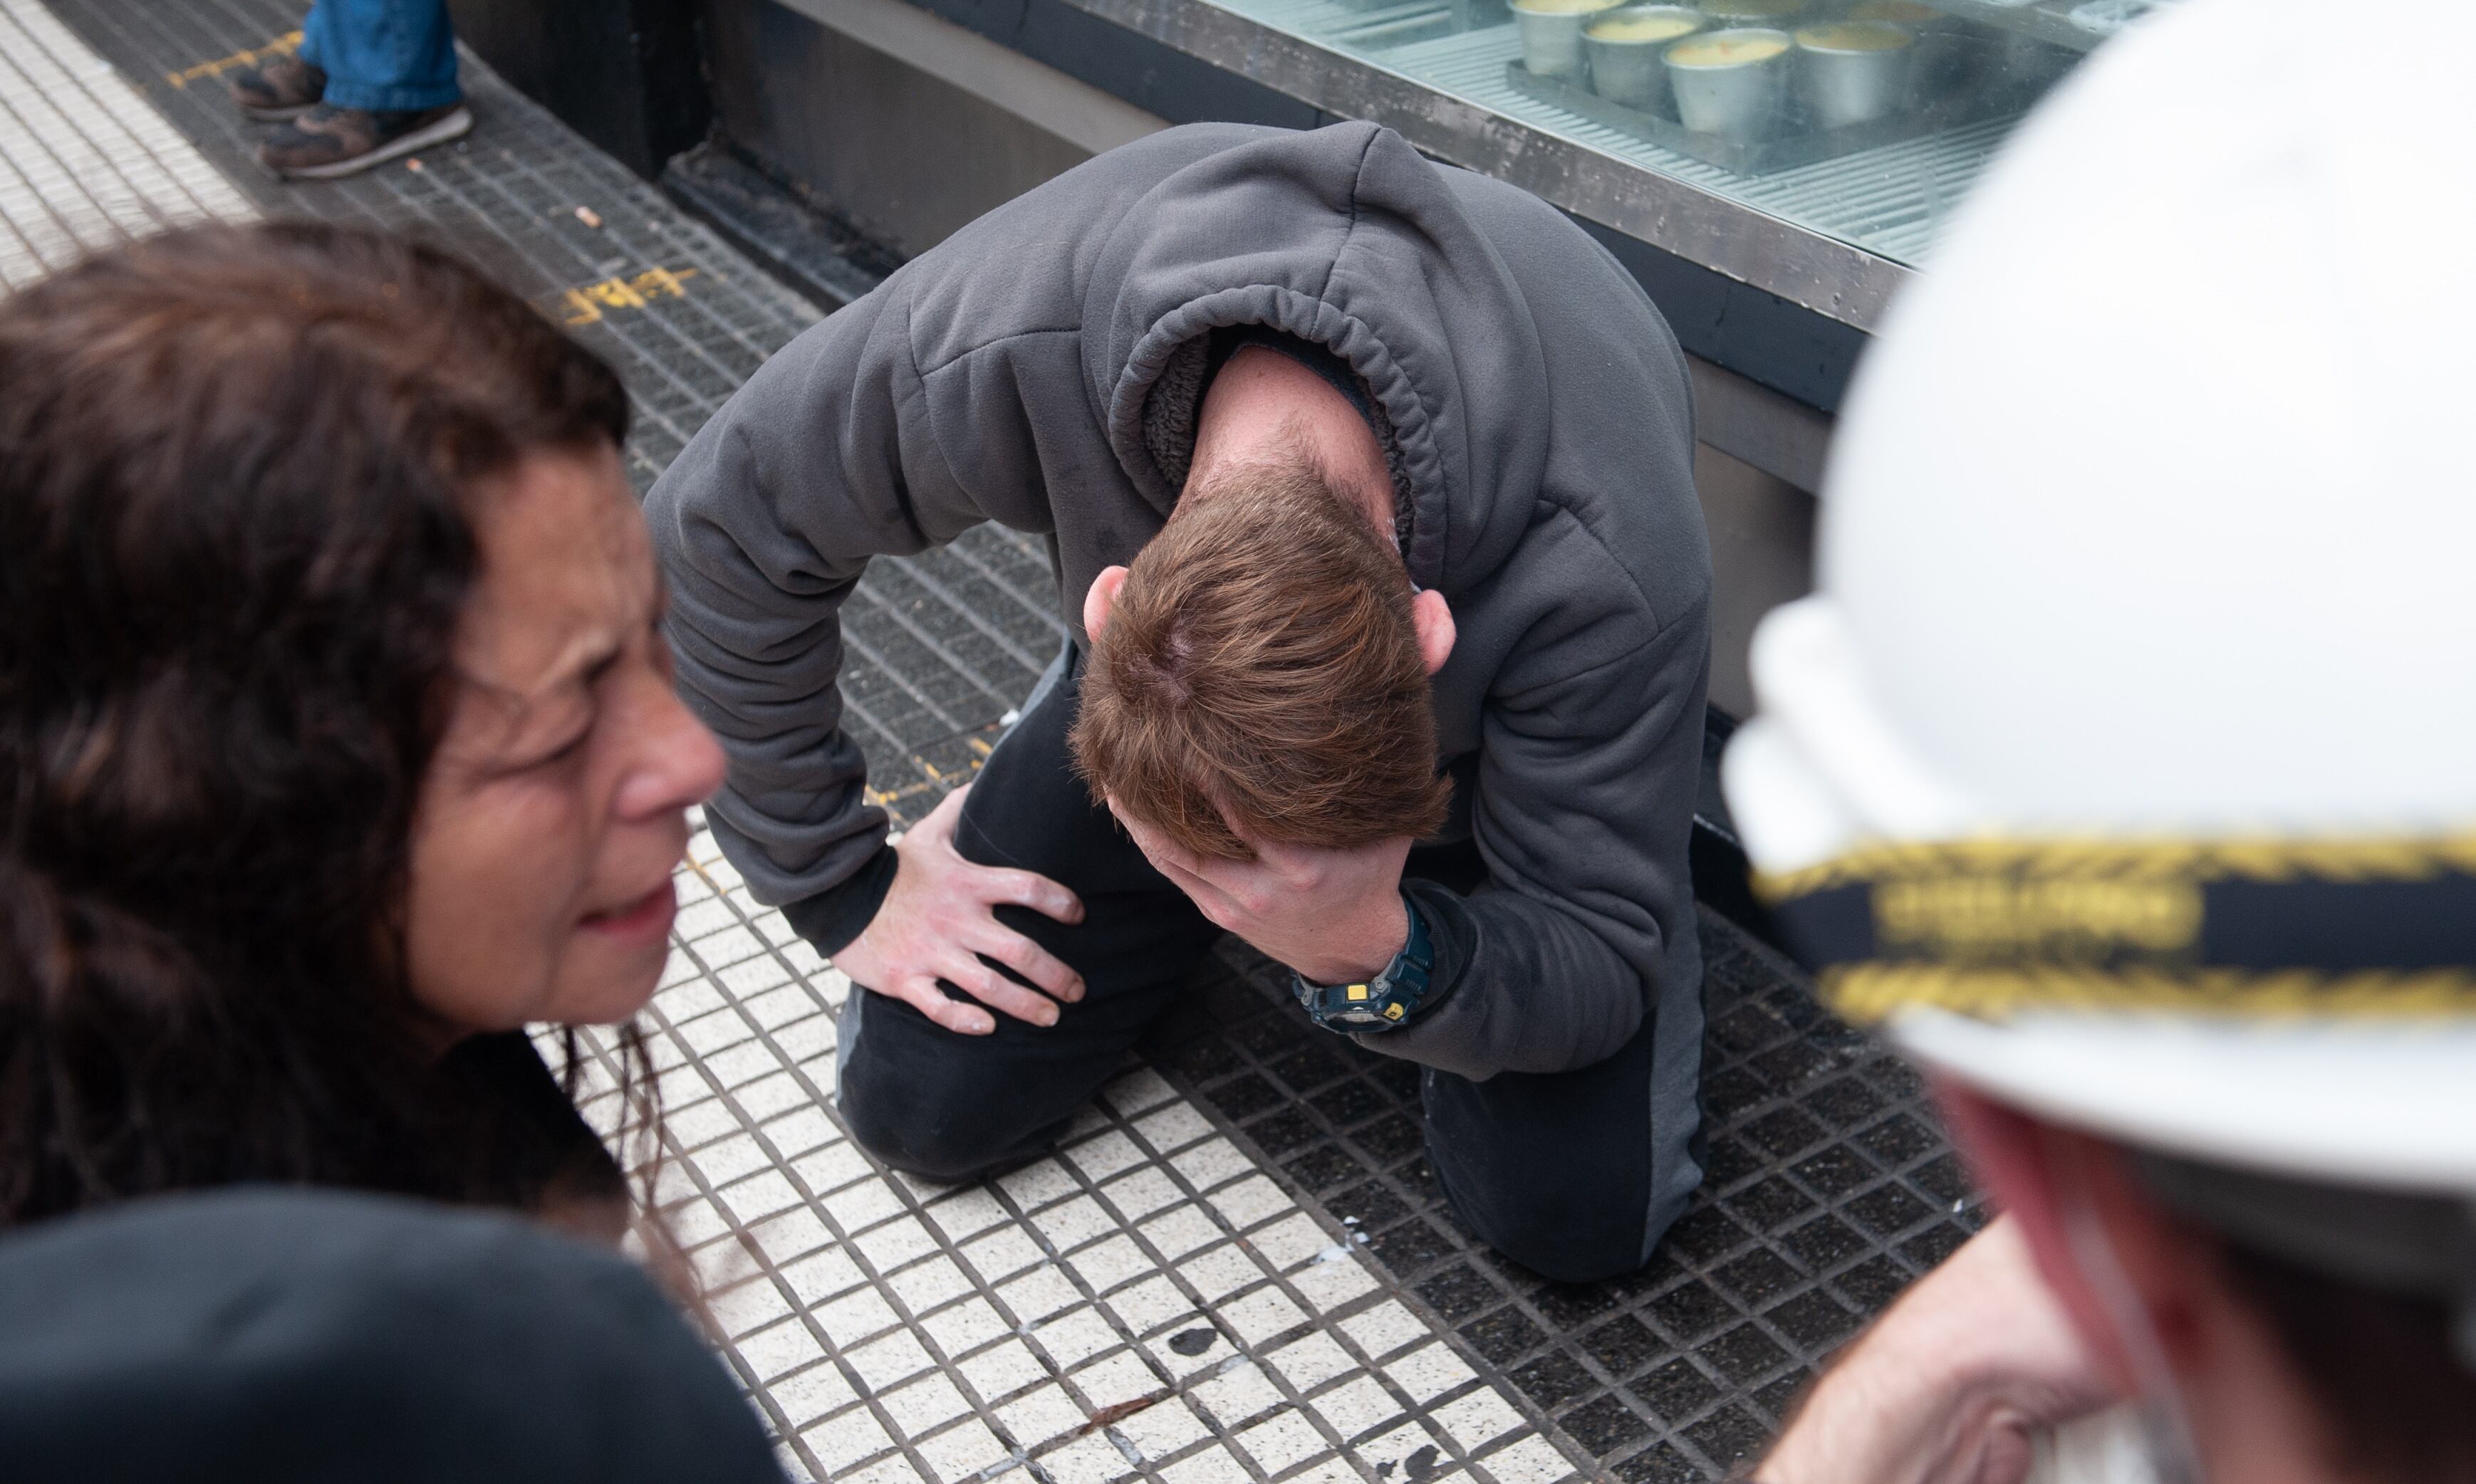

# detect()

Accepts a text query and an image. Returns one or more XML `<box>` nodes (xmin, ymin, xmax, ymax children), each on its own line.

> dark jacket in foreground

<box><xmin>649</xmin><ymin>122</ymin><xmax>1712</xmax><ymax>1097</ymax></box>
<box><xmin>0</xmin><ymin>1188</ymin><xmax>782</xmax><ymax>1483</ymax></box>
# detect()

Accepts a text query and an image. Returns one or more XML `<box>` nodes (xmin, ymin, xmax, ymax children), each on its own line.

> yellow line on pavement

<box><xmin>165</xmin><ymin>31</ymin><xmax>301</xmax><ymax>90</ymax></box>
<box><xmin>550</xmin><ymin>266</ymin><xmax>700</xmax><ymax>326</ymax></box>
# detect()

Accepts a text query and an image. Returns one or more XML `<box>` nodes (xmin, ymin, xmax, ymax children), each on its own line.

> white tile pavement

<box><xmin>563</xmin><ymin>814</ymin><xmax>1581</xmax><ymax>1483</ymax></box>
<box><xmin>0</xmin><ymin>0</ymin><xmax>253</xmax><ymax>287</ymax></box>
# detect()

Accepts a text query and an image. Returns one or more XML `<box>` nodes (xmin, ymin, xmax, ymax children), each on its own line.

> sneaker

<box><xmin>259</xmin><ymin>101</ymin><xmax>473</xmax><ymax>182</ymax></box>
<box><xmin>227</xmin><ymin>53</ymin><xmax>326</xmax><ymax>122</ymax></box>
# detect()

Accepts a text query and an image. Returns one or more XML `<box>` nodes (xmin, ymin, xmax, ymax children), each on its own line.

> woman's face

<box><xmin>405</xmin><ymin>442</ymin><xmax>726</xmax><ymax>1033</ymax></box>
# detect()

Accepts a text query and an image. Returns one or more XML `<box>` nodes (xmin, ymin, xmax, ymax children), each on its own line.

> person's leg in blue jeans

<box><xmin>256</xmin><ymin>1</ymin><xmax>472</xmax><ymax>182</ymax></box>
<box><xmin>297</xmin><ymin>0</ymin><xmax>459</xmax><ymax>113</ymax></box>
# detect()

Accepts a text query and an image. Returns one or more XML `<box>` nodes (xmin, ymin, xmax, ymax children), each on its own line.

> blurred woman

<box><xmin>0</xmin><ymin>222</ymin><xmax>725</xmax><ymax>1237</ymax></box>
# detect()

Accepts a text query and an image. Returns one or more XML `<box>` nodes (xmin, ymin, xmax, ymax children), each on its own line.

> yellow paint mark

<box><xmin>858</xmin><ymin>724</ymin><xmax>1009</xmax><ymax>824</ymax></box>
<box><xmin>554</xmin><ymin>266</ymin><xmax>699</xmax><ymax>326</ymax></box>
<box><xmin>166</xmin><ymin>31</ymin><xmax>301</xmax><ymax>90</ymax></box>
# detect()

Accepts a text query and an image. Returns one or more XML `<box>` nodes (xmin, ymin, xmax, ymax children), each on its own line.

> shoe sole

<box><xmin>239</xmin><ymin>100</ymin><xmax>317</xmax><ymax>122</ymax></box>
<box><xmin>270</xmin><ymin>105</ymin><xmax>472</xmax><ymax>182</ymax></box>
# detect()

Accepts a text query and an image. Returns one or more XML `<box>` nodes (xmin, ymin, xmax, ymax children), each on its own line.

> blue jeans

<box><xmin>296</xmin><ymin>0</ymin><xmax>459</xmax><ymax>113</ymax></box>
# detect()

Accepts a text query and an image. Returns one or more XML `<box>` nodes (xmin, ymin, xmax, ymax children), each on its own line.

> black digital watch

<box><xmin>1290</xmin><ymin>894</ymin><xmax>1437</xmax><ymax>1033</ymax></box>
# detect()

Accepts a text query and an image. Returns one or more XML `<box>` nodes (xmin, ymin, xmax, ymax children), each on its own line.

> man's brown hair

<box><xmin>1071</xmin><ymin>455</ymin><xmax>1450</xmax><ymax>861</ymax></box>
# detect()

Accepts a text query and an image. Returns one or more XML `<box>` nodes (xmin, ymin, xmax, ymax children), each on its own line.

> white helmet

<box><xmin>1721</xmin><ymin>0</ymin><xmax>2476</xmax><ymax>1195</ymax></box>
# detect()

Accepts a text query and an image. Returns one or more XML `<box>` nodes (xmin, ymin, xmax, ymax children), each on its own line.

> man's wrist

<box><xmin>1295</xmin><ymin>892</ymin><xmax>1409</xmax><ymax>986</ymax></box>
<box><xmin>780</xmin><ymin>843</ymin><xmax>901</xmax><ymax>956</ymax></box>
<box><xmin>1290</xmin><ymin>894</ymin><xmax>1435</xmax><ymax>1033</ymax></box>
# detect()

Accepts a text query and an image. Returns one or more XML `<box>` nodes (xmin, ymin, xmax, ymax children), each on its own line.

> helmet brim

<box><xmin>1891</xmin><ymin>1008</ymin><xmax>2476</xmax><ymax>1194</ymax></box>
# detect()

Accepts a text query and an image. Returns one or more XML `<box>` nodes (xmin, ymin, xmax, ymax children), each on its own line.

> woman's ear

<box><xmin>1412</xmin><ymin>589</ymin><xmax>1457</xmax><ymax>676</ymax></box>
<box><xmin>1083</xmin><ymin>565</ymin><xmax>1130</xmax><ymax>641</ymax></box>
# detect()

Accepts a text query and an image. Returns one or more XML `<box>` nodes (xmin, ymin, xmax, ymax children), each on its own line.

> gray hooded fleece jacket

<box><xmin>648</xmin><ymin>121</ymin><xmax>1711</xmax><ymax>1095</ymax></box>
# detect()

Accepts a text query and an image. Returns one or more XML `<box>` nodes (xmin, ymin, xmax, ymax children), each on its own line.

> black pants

<box><xmin>836</xmin><ymin>648</ymin><xmax>1677</xmax><ymax>1282</ymax></box>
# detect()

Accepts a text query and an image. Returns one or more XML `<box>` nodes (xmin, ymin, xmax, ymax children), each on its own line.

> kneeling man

<box><xmin>649</xmin><ymin>120</ymin><xmax>1712</xmax><ymax>1282</ymax></box>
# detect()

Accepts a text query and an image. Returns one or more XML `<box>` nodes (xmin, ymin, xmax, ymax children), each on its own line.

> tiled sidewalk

<box><xmin>567</xmin><ymin>817</ymin><xmax>1573</xmax><ymax>1484</ymax></box>
<box><xmin>0</xmin><ymin>0</ymin><xmax>252</xmax><ymax>284</ymax></box>
<box><xmin>14</xmin><ymin>4</ymin><xmax>1987</xmax><ymax>1480</ymax></box>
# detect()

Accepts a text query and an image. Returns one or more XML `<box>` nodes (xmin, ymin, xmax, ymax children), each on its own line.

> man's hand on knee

<box><xmin>1114</xmin><ymin>808</ymin><xmax>1411</xmax><ymax>986</ymax></box>
<box><xmin>833</xmin><ymin>785</ymin><xmax>1086</xmax><ymax>1035</ymax></box>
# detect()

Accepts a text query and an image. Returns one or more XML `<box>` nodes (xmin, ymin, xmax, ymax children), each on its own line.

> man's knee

<box><xmin>1427</xmin><ymin>1105</ymin><xmax>1663</xmax><ymax>1283</ymax></box>
<box><xmin>835</xmin><ymin>1047</ymin><xmax>1029</xmax><ymax>1184</ymax></box>
<box><xmin>838</xmin><ymin>1102</ymin><xmax>1016</xmax><ymax>1186</ymax></box>
<box><xmin>831</xmin><ymin>989</ymin><xmax>1080</xmax><ymax>1183</ymax></box>
<box><xmin>1454</xmin><ymin>1188</ymin><xmax>1650</xmax><ymax>1285</ymax></box>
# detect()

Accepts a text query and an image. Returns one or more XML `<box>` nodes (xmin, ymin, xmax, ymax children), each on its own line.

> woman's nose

<box><xmin>614</xmin><ymin>677</ymin><xmax>727</xmax><ymax>820</ymax></box>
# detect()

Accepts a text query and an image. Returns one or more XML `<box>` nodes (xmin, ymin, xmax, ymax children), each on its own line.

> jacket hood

<box><xmin>1081</xmin><ymin>122</ymin><xmax>1551</xmax><ymax>595</ymax></box>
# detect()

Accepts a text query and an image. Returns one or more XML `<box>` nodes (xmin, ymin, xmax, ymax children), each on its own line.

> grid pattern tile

<box><xmin>563</xmin><ymin>818</ymin><xmax>1583</xmax><ymax>1483</ymax></box>
<box><xmin>1143</xmin><ymin>927</ymin><xmax>1986</xmax><ymax>1482</ymax></box>
<box><xmin>0</xmin><ymin>0</ymin><xmax>254</xmax><ymax>286</ymax></box>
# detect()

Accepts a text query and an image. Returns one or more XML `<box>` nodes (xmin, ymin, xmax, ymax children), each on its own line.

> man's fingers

<box><xmin>1238</xmin><ymin>834</ymin><xmax>1328</xmax><ymax>889</ymax></box>
<box><xmin>1150</xmin><ymin>835</ymin><xmax>1216</xmax><ymax>885</ymax></box>
<box><xmin>1151</xmin><ymin>852</ymin><xmax>1248</xmax><ymax>930</ymax></box>
<box><xmin>1142</xmin><ymin>843</ymin><xmax>1254</xmax><ymax>919</ymax></box>
<box><xmin>941</xmin><ymin>953</ymin><xmax>1062</xmax><ymax>1028</ymax></box>
<box><xmin>1120</xmin><ymin>818</ymin><xmax>1252</xmax><ymax>918</ymax></box>
<box><xmin>883</xmin><ymin>976</ymin><xmax>993</xmax><ymax>1036</ymax></box>
<box><xmin>977</xmin><ymin>864</ymin><xmax>1083</xmax><ymax>924</ymax></box>
<box><xmin>1116</xmin><ymin>811</ymin><xmax>1205</xmax><ymax>880</ymax></box>
<box><xmin>1143</xmin><ymin>830</ymin><xmax>1277</xmax><ymax>911</ymax></box>
<box><xmin>974</xmin><ymin>926</ymin><xmax>1085</xmax><ymax>1003</ymax></box>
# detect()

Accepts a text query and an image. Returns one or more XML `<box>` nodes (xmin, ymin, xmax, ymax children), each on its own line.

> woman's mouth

<box><xmin>579</xmin><ymin>877</ymin><xmax>677</xmax><ymax>947</ymax></box>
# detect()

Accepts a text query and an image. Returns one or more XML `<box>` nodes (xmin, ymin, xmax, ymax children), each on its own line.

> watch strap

<box><xmin>1291</xmin><ymin>896</ymin><xmax>1436</xmax><ymax>1032</ymax></box>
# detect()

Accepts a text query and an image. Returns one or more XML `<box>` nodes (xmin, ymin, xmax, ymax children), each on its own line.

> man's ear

<box><xmin>1936</xmin><ymin>1080</ymin><xmax>2216</xmax><ymax>1386</ymax></box>
<box><xmin>1412</xmin><ymin>589</ymin><xmax>1456</xmax><ymax>676</ymax></box>
<box><xmin>1083</xmin><ymin>566</ymin><xmax>1129</xmax><ymax>641</ymax></box>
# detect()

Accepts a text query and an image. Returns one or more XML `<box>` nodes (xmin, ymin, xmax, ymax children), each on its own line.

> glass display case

<box><xmin>1194</xmin><ymin>0</ymin><xmax>2158</xmax><ymax>270</ymax></box>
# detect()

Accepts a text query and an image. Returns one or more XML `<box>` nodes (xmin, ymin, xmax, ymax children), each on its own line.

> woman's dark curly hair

<box><xmin>0</xmin><ymin>222</ymin><xmax>662</xmax><ymax>1227</ymax></box>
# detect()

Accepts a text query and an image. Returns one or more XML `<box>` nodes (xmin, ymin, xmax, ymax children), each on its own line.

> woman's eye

<box><xmin>524</xmin><ymin>728</ymin><xmax>591</xmax><ymax>770</ymax></box>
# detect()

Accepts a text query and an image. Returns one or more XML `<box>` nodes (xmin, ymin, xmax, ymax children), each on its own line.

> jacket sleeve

<box><xmin>648</xmin><ymin>124</ymin><xmax>1301</xmax><ymax>946</ymax></box>
<box><xmin>1352</xmin><ymin>599</ymin><xmax>1710</xmax><ymax>1080</ymax></box>
<box><xmin>645</xmin><ymin>282</ymin><xmax>991</xmax><ymax>946</ymax></box>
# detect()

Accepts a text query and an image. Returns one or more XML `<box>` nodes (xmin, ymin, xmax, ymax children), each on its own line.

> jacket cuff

<box><xmin>780</xmin><ymin>845</ymin><xmax>900</xmax><ymax>956</ymax></box>
<box><xmin>1396</xmin><ymin>878</ymin><xmax>1477</xmax><ymax>1017</ymax></box>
